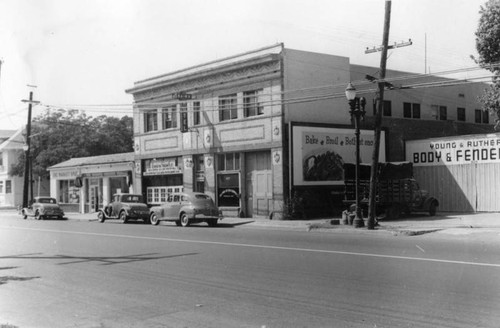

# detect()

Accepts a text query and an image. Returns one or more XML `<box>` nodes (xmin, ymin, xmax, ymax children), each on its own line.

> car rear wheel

<box><xmin>119</xmin><ymin>211</ymin><xmax>128</xmax><ymax>224</ymax></box>
<box><xmin>180</xmin><ymin>213</ymin><xmax>190</xmax><ymax>227</ymax></box>
<box><xmin>150</xmin><ymin>213</ymin><xmax>159</xmax><ymax>226</ymax></box>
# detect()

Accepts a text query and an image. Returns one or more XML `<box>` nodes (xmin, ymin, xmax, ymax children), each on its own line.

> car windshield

<box><xmin>194</xmin><ymin>194</ymin><xmax>210</xmax><ymax>200</ymax></box>
<box><xmin>122</xmin><ymin>195</ymin><xmax>143</xmax><ymax>203</ymax></box>
<box><xmin>38</xmin><ymin>198</ymin><xmax>56</xmax><ymax>204</ymax></box>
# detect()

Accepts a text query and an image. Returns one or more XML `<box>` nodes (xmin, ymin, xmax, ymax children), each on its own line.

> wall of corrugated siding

<box><xmin>414</xmin><ymin>163</ymin><xmax>500</xmax><ymax>212</ymax></box>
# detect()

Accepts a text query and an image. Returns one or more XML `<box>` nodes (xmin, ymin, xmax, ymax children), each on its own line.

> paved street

<box><xmin>1</xmin><ymin>211</ymin><xmax>500</xmax><ymax>327</ymax></box>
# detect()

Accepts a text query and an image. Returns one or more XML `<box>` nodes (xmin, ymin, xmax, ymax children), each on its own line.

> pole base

<box><xmin>353</xmin><ymin>210</ymin><xmax>365</xmax><ymax>228</ymax></box>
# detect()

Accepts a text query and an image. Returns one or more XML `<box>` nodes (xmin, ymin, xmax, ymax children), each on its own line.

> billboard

<box><xmin>406</xmin><ymin>134</ymin><xmax>500</xmax><ymax>166</ymax></box>
<box><xmin>291</xmin><ymin>124</ymin><xmax>386</xmax><ymax>186</ymax></box>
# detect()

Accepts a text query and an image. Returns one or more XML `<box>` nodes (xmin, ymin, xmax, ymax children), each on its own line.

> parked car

<box><xmin>97</xmin><ymin>193</ymin><xmax>150</xmax><ymax>224</ymax></box>
<box><xmin>21</xmin><ymin>197</ymin><xmax>65</xmax><ymax>220</ymax></box>
<box><xmin>149</xmin><ymin>192</ymin><xmax>221</xmax><ymax>227</ymax></box>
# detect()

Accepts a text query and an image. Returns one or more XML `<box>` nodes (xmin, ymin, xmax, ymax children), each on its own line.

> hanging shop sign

<box><xmin>143</xmin><ymin>157</ymin><xmax>183</xmax><ymax>176</ymax></box>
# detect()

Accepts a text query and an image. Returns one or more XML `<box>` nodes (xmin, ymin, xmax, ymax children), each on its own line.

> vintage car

<box><xmin>97</xmin><ymin>193</ymin><xmax>150</xmax><ymax>224</ymax></box>
<box><xmin>149</xmin><ymin>192</ymin><xmax>221</xmax><ymax>227</ymax></box>
<box><xmin>21</xmin><ymin>197</ymin><xmax>65</xmax><ymax>220</ymax></box>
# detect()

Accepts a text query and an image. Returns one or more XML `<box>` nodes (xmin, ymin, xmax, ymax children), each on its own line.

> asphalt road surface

<box><xmin>0</xmin><ymin>213</ymin><xmax>499</xmax><ymax>328</ymax></box>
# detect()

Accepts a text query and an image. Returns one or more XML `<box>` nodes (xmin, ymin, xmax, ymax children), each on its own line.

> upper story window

<box><xmin>244</xmin><ymin>90</ymin><xmax>264</xmax><ymax>117</ymax></box>
<box><xmin>457</xmin><ymin>108</ymin><xmax>466</xmax><ymax>122</ymax></box>
<box><xmin>219</xmin><ymin>94</ymin><xmax>237</xmax><ymax>122</ymax></box>
<box><xmin>380</xmin><ymin>100</ymin><xmax>392</xmax><ymax>116</ymax></box>
<box><xmin>403</xmin><ymin>102</ymin><xmax>421</xmax><ymax>119</ymax></box>
<box><xmin>144</xmin><ymin>110</ymin><xmax>158</xmax><ymax>132</ymax></box>
<box><xmin>193</xmin><ymin>101</ymin><xmax>201</xmax><ymax>126</ymax></box>
<box><xmin>162</xmin><ymin>105</ymin><xmax>177</xmax><ymax>130</ymax></box>
<box><xmin>0</xmin><ymin>181</ymin><xmax>3</xmax><ymax>193</ymax></box>
<box><xmin>475</xmin><ymin>109</ymin><xmax>489</xmax><ymax>124</ymax></box>
<box><xmin>439</xmin><ymin>106</ymin><xmax>447</xmax><ymax>120</ymax></box>
<box><xmin>5</xmin><ymin>180</ymin><xmax>11</xmax><ymax>194</ymax></box>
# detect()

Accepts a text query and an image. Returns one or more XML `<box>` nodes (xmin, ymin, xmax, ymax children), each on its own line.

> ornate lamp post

<box><xmin>345</xmin><ymin>83</ymin><xmax>366</xmax><ymax>228</ymax></box>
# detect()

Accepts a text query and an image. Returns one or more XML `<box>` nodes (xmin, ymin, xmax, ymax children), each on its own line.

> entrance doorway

<box><xmin>245</xmin><ymin>151</ymin><xmax>272</xmax><ymax>217</ymax></box>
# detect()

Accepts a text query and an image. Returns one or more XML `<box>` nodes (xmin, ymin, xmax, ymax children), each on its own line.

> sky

<box><xmin>0</xmin><ymin>0</ymin><xmax>489</xmax><ymax>130</ymax></box>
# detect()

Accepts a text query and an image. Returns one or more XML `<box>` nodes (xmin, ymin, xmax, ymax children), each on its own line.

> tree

<box><xmin>475</xmin><ymin>0</ymin><xmax>500</xmax><ymax>129</ymax></box>
<box><xmin>10</xmin><ymin>109</ymin><xmax>134</xmax><ymax>179</ymax></box>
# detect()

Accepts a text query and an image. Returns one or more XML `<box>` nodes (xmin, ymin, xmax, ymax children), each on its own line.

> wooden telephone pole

<box><xmin>21</xmin><ymin>87</ymin><xmax>39</xmax><ymax>208</ymax></box>
<box><xmin>367</xmin><ymin>0</ymin><xmax>392</xmax><ymax>230</ymax></box>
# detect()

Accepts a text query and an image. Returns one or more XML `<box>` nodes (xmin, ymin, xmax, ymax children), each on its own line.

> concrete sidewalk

<box><xmin>3</xmin><ymin>208</ymin><xmax>499</xmax><ymax>235</ymax></box>
<box><xmin>64</xmin><ymin>211</ymin><xmax>500</xmax><ymax>234</ymax></box>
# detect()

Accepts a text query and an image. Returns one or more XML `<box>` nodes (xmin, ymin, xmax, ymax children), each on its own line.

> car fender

<box><xmin>97</xmin><ymin>209</ymin><xmax>111</xmax><ymax>219</ymax></box>
<box><xmin>179</xmin><ymin>206</ymin><xmax>195</xmax><ymax>219</ymax></box>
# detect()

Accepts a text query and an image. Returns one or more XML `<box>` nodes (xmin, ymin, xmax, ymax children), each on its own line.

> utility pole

<box><xmin>366</xmin><ymin>0</ymin><xmax>392</xmax><ymax>230</ymax></box>
<box><xmin>21</xmin><ymin>87</ymin><xmax>39</xmax><ymax>208</ymax></box>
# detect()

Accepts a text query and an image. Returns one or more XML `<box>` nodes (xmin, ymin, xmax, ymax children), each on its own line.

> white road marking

<box><xmin>416</xmin><ymin>245</ymin><xmax>425</xmax><ymax>253</ymax></box>
<box><xmin>4</xmin><ymin>226</ymin><xmax>500</xmax><ymax>269</ymax></box>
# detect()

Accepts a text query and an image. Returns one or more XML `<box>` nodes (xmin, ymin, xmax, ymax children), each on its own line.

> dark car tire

<box><xmin>207</xmin><ymin>220</ymin><xmax>218</xmax><ymax>227</ymax></box>
<box><xmin>180</xmin><ymin>213</ymin><xmax>190</xmax><ymax>227</ymax></box>
<box><xmin>150</xmin><ymin>213</ymin><xmax>159</xmax><ymax>226</ymax></box>
<box><xmin>35</xmin><ymin>211</ymin><xmax>41</xmax><ymax>220</ymax></box>
<box><xmin>97</xmin><ymin>211</ymin><xmax>106</xmax><ymax>223</ymax></box>
<box><xmin>175</xmin><ymin>220</ymin><xmax>181</xmax><ymax>226</ymax></box>
<box><xmin>429</xmin><ymin>202</ymin><xmax>438</xmax><ymax>216</ymax></box>
<box><xmin>119</xmin><ymin>211</ymin><xmax>128</xmax><ymax>224</ymax></box>
<box><xmin>22</xmin><ymin>210</ymin><xmax>27</xmax><ymax>220</ymax></box>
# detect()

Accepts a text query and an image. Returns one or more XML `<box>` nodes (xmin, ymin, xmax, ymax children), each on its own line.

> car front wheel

<box><xmin>150</xmin><ymin>213</ymin><xmax>159</xmax><ymax>226</ymax></box>
<box><xmin>97</xmin><ymin>211</ymin><xmax>106</xmax><ymax>223</ymax></box>
<box><xmin>207</xmin><ymin>220</ymin><xmax>218</xmax><ymax>227</ymax></box>
<box><xmin>180</xmin><ymin>214</ymin><xmax>190</xmax><ymax>227</ymax></box>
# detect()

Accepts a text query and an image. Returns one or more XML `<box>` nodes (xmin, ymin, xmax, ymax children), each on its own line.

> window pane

<box><xmin>193</xmin><ymin>101</ymin><xmax>201</xmax><ymax>125</ymax></box>
<box><xmin>383</xmin><ymin>100</ymin><xmax>392</xmax><ymax>116</ymax></box>
<box><xmin>457</xmin><ymin>107</ymin><xmax>466</xmax><ymax>121</ymax></box>
<box><xmin>244</xmin><ymin>90</ymin><xmax>263</xmax><ymax>117</ymax></box>
<box><xmin>483</xmin><ymin>111</ymin><xmax>489</xmax><ymax>124</ymax></box>
<box><xmin>403</xmin><ymin>103</ymin><xmax>411</xmax><ymax>118</ymax></box>
<box><xmin>219</xmin><ymin>94</ymin><xmax>237</xmax><ymax>121</ymax></box>
<box><xmin>413</xmin><ymin>104</ymin><xmax>421</xmax><ymax>119</ymax></box>
<box><xmin>145</xmin><ymin>111</ymin><xmax>158</xmax><ymax>132</ymax></box>
<box><xmin>475</xmin><ymin>109</ymin><xmax>482</xmax><ymax>123</ymax></box>
<box><xmin>439</xmin><ymin>106</ymin><xmax>447</xmax><ymax>120</ymax></box>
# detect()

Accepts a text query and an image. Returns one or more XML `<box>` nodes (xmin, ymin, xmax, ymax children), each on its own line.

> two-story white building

<box><xmin>0</xmin><ymin>128</ymin><xmax>50</xmax><ymax>208</ymax></box>
<box><xmin>125</xmin><ymin>43</ymin><xmax>491</xmax><ymax>219</ymax></box>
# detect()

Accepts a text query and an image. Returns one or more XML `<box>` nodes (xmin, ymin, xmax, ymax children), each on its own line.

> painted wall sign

<box><xmin>291</xmin><ymin>125</ymin><xmax>386</xmax><ymax>186</ymax></box>
<box><xmin>406</xmin><ymin>134</ymin><xmax>500</xmax><ymax>166</ymax></box>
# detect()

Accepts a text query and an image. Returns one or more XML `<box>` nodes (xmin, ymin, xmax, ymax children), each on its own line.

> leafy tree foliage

<box><xmin>10</xmin><ymin>109</ymin><xmax>133</xmax><ymax>178</ymax></box>
<box><xmin>475</xmin><ymin>0</ymin><xmax>500</xmax><ymax>129</ymax></box>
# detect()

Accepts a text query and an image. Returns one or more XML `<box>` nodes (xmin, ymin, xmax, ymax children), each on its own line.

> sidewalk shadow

<box><xmin>378</xmin><ymin>213</ymin><xmax>460</xmax><ymax>222</ymax></box>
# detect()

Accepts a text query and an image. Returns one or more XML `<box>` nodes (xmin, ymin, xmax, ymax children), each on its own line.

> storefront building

<box><xmin>126</xmin><ymin>43</ymin><xmax>492</xmax><ymax>218</ymax></box>
<box><xmin>48</xmin><ymin>152</ymin><xmax>135</xmax><ymax>213</ymax></box>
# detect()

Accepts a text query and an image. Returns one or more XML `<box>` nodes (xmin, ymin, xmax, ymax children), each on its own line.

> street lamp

<box><xmin>345</xmin><ymin>83</ymin><xmax>366</xmax><ymax>228</ymax></box>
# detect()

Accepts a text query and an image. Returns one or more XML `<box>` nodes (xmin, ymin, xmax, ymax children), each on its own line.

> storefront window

<box><xmin>59</xmin><ymin>180</ymin><xmax>79</xmax><ymax>204</ymax></box>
